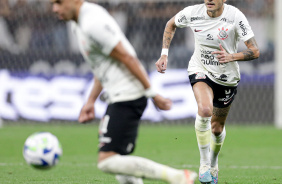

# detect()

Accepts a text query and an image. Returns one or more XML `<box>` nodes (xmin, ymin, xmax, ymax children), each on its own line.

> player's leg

<box><xmin>97</xmin><ymin>98</ymin><xmax>145</xmax><ymax>184</ymax></box>
<box><xmin>210</xmin><ymin>106</ymin><xmax>230</xmax><ymax>168</ymax></box>
<box><xmin>210</xmin><ymin>84</ymin><xmax>236</xmax><ymax>184</ymax></box>
<box><xmin>99</xmin><ymin>152</ymin><xmax>145</xmax><ymax>184</ymax></box>
<box><xmin>210</xmin><ymin>106</ymin><xmax>230</xmax><ymax>184</ymax></box>
<box><xmin>97</xmin><ymin>97</ymin><xmax>197</xmax><ymax>184</ymax></box>
<box><xmin>116</xmin><ymin>175</ymin><xmax>144</xmax><ymax>184</ymax></box>
<box><xmin>98</xmin><ymin>154</ymin><xmax>197</xmax><ymax>184</ymax></box>
<box><xmin>191</xmin><ymin>81</ymin><xmax>214</xmax><ymax>183</ymax></box>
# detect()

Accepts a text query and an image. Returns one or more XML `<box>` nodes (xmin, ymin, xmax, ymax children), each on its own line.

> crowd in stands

<box><xmin>0</xmin><ymin>0</ymin><xmax>275</xmax><ymax>72</ymax></box>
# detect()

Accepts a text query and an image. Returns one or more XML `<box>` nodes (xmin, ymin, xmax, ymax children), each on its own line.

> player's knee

<box><xmin>97</xmin><ymin>154</ymin><xmax>120</xmax><ymax>173</ymax></box>
<box><xmin>198</xmin><ymin>105</ymin><xmax>213</xmax><ymax>117</ymax></box>
<box><xmin>97</xmin><ymin>159</ymin><xmax>109</xmax><ymax>172</ymax></box>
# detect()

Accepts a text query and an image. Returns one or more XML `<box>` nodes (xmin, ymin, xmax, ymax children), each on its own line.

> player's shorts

<box><xmin>98</xmin><ymin>96</ymin><xmax>147</xmax><ymax>155</ymax></box>
<box><xmin>189</xmin><ymin>73</ymin><xmax>237</xmax><ymax>108</ymax></box>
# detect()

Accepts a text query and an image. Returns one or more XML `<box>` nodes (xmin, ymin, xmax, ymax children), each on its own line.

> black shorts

<box><xmin>189</xmin><ymin>73</ymin><xmax>237</xmax><ymax>108</ymax></box>
<box><xmin>98</xmin><ymin>97</ymin><xmax>147</xmax><ymax>155</ymax></box>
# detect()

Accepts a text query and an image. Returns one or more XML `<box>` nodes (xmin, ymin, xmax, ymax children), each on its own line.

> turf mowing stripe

<box><xmin>1</xmin><ymin>162</ymin><xmax>282</xmax><ymax>170</ymax></box>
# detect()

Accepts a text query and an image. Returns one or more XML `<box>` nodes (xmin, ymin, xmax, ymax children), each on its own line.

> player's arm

<box><xmin>212</xmin><ymin>37</ymin><xmax>260</xmax><ymax>63</ymax></box>
<box><xmin>237</xmin><ymin>37</ymin><xmax>260</xmax><ymax>61</ymax></box>
<box><xmin>78</xmin><ymin>77</ymin><xmax>103</xmax><ymax>123</ymax></box>
<box><xmin>155</xmin><ymin>16</ymin><xmax>177</xmax><ymax>73</ymax></box>
<box><xmin>110</xmin><ymin>41</ymin><xmax>151</xmax><ymax>90</ymax></box>
<box><xmin>110</xmin><ymin>41</ymin><xmax>172</xmax><ymax>110</ymax></box>
<box><xmin>86</xmin><ymin>77</ymin><xmax>103</xmax><ymax>104</ymax></box>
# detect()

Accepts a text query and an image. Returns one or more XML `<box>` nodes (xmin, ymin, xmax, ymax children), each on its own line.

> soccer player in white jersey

<box><xmin>51</xmin><ymin>0</ymin><xmax>197</xmax><ymax>184</ymax></box>
<box><xmin>155</xmin><ymin>0</ymin><xmax>259</xmax><ymax>184</ymax></box>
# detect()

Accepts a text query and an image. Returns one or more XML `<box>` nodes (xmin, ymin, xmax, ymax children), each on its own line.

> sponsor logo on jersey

<box><xmin>206</xmin><ymin>34</ymin><xmax>214</xmax><ymax>40</ymax></box>
<box><xmin>209</xmin><ymin>72</ymin><xmax>228</xmax><ymax>82</ymax></box>
<box><xmin>220</xmin><ymin>18</ymin><xmax>234</xmax><ymax>24</ymax></box>
<box><xmin>239</xmin><ymin>21</ymin><xmax>248</xmax><ymax>36</ymax></box>
<box><xmin>194</xmin><ymin>29</ymin><xmax>202</xmax><ymax>32</ymax></box>
<box><xmin>202</xmin><ymin>59</ymin><xmax>220</xmax><ymax>66</ymax></box>
<box><xmin>89</xmin><ymin>38</ymin><xmax>103</xmax><ymax>51</ymax></box>
<box><xmin>201</xmin><ymin>50</ymin><xmax>213</xmax><ymax>55</ymax></box>
<box><xmin>219</xmin><ymin>74</ymin><xmax>228</xmax><ymax>82</ymax></box>
<box><xmin>195</xmin><ymin>72</ymin><xmax>206</xmax><ymax>79</ymax></box>
<box><xmin>224</xmin><ymin>98</ymin><xmax>233</xmax><ymax>105</ymax></box>
<box><xmin>217</xmin><ymin>27</ymin><xmax>229</xmax><ymax>40</ymax></box>
<box><xmin>201</xmin><ymin>50</ymin><xmax>219</xmax><ymax>65</ymax></box>
<box><xmin>218</xmin><ymin>93</ymin><xmax>235</xmax><ymax>105</ymax></box>
<box><xmin>191</xmin><ymin>16</ymin><xmax>205</xmax><ymax>22</ymax></box>
<box><xmin>178</xmin><ymin>14</ymin><xmax>187</xmax><ymax>23</ymax></box>
<box><xmin>225</xmin><ymin>89</ymin><xmax>231</xmax><ymax>95</ymax></box>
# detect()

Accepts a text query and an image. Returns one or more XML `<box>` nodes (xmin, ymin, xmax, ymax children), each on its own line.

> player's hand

<box><xmin>78</xmin><ymin>102</ymin><xmax>95</xmax><ymax>123</ymax></box>
<box><xmin>155</xmin><ymin>55</ymin><xmax>168</xmax><ymax>73</ymax></box>
<box><xmin>212</xmin><ymin>44</ymin><xmax>233</xmax><ymax>63</ymax></box>
<box><xmin>152</xmin><ymin>94</ymin><xmax>172</xmax><ymax>110</ymax></box>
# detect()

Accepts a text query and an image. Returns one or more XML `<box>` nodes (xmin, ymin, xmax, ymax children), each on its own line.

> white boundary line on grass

<box><xmin>1</xmin><ymin>162</ymin><xmax>282</xmax><ymax>170</ymax></box>
<box><xmin>181</xmin><ymin>164</ymin><xmax>282</xmax><ymax>170</ymax></box>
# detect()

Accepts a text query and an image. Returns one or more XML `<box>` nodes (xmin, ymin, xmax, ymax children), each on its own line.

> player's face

<box><xmin>50</xmin><ymin>0</ymin><xmax>77</xmax><ymax>21</ymax></box>
<box><xmin>204</xmin><ymin>0</ymin><xmax>226</xmax><ymax>13</ymax></box>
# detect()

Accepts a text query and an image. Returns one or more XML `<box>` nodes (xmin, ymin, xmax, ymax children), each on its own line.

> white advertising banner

<box><xmin>0</xmin><ymin>69</ymin><xmax>197</xmax><ymax>122</ymax></box>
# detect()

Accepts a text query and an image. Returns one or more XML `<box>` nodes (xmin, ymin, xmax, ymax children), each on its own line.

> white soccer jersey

<box><xmin>175</xmin><ymin>3</ymin><xmax>254</xmax><ymax>86</ymax></box>
<box><xmin>72</xmin><ymin>2</ymin><xmax>145</xmax><ymax>103</ymax></box>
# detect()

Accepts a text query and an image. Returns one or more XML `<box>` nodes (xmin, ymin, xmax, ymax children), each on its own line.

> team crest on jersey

<box><xmin>195</xmin><ymin>72</ymin><xmax>206</xmax><ymax>79</ymax></box>
<box><xmin>217</xmin><ymin>27</ymin><xmax>229</xmax><ymax>40</ymax></box>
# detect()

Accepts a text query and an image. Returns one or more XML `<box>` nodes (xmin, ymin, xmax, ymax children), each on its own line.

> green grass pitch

<box><xmin>0</xmin><ymin>123</ymin><xmax>282</xmax><ymax>184</ymax></box>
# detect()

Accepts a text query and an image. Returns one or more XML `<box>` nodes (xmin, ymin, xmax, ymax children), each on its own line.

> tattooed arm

<box><xmin>162</xmin><ymin>16</ymin><xmax>177</xmax><ymax>49</ymax></box>
<box><xmin>155</xmin><ymin>16</ymin><xmax>177</xmax><ymax>73</ymax></box>
<box><xmin>240</xmin><ymin>37</ymin><xmax>260</xmax><ymax>61</ymax></box>
<box><xmin>212</xmin><ymin>37</ymin><xmax>260</xmax><ymax>63</ymax></box>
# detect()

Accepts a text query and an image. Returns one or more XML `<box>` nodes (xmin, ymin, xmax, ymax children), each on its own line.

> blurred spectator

<box><xmin>239</xmin><ymin>0</ymin><xmax>265</xmax><ymax>17</ymax></box>
<box><xmin>0</xmin><ymin>0</ymin><xmax>21</xmax><ymax>53</ymax></box>
<box><xmin>29</xmin><ymin>59</ymin><xmax>52</xmax><ymax>75</ymax></box>
<box><xmin>263</xmin><ymin>0</ymin><xmax>274</xmax><ymax>51</ymax></box>
<box><xmin>126</xmin><ymin>2</ymin><xmax>180</xmax><ymax>67</ymax></box>
<box><xmin>29</xmin><ymin>0</ymin><xmax>69</xmax><ymax>52</ymax></box>
<box><xmin>0</xmin><ymin>0</ymin><xmax>69</xmax><ymax>54</ymax></box>
<box><xmin>108</xmin><ymin>2</ymin><xmax>128</xmax><ymax>33</ymax></box>
<box><xmin>0</xmin><ymin>0</ymin><xmax>275</xmax><ymax>72</ymax></box>
<box><xmin>53</xmin><ymin>60</ymin><xmax>76</xmax><ymax>75</ymax></box>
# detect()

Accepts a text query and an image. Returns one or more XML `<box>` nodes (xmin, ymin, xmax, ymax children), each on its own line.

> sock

<box><xmin>210</xmin><ymin>127</ymin><xmax>226</xmax><ymax>168</ymax></box>
<box><xmin>98</xmin><ymin>155</ymin><xmax>184</xmax><ymax>183</ymax></box>
<box><xmin>195</xmin><ymin>114</ymin><xmax>212</xmax><ymax>166</ymax></box>
<box><xmin>116</xmin><ymin>175</ymin><xmax>143</xmax><ymax>184</ymax></box>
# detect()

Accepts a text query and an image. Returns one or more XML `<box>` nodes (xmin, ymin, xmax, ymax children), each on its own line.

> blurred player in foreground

<box><xmin>155</xmin><ymin>0</ymin><xmax>259</xmax><ymax>183</ymax></box>
<box><xmin>51</xmin><ymin>0</ymin><xmax>197</xmax><ymax>183</ymax></box>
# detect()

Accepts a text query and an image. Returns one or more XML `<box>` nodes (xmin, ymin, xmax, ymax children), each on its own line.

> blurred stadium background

<box><xmin>1</xmin><ymin>1</ymin><xmax>282</xmax><ymax>184</ymax></box>
<box><xmin>0</xmin><ymin>0</ymin><xmax>278</xmax><ymax>125</ymax></box>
